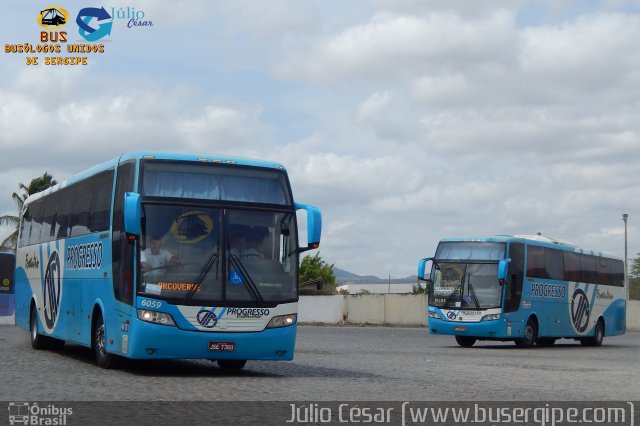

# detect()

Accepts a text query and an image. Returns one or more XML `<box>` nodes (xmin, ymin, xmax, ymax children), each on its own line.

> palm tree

<box><xmin>0</xmin><ymin>172</ymin><xmax>57</xmax><ymax>251</ymax></box>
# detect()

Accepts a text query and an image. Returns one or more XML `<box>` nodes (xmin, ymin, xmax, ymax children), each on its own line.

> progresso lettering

<box><xmin>226</xmin><ymin>307</ymin><xmax>270</xmax><ymax>319</ymax></box>
<box><xmin>66</xmin><ymin>242</ymin><xmax>103</xmax><ymax>270</ymax></box>
<box><xmin>530</xmin><ymin>283</ymin><xmax>566</xmax><ymax>299</ymax></box>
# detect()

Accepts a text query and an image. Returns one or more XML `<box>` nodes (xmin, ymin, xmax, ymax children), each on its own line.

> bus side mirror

<box><xmin>295</xmin><ymin>202</ymin><xmax>322</xmax><ymax>253</ymax></box>
<box><xmin>417</xmin><ymin>257</ymin><xmax>433</xmax><ymax>281</ymax></box>
<box><xmin>498</xmin><ymin>258</ymin><xmax>511</xmax><ymax>284</ymax></box>
<box><xmin>124</xmin><ymin>192</ymin><xmax>142</xmax><ymax>236</ymax></box>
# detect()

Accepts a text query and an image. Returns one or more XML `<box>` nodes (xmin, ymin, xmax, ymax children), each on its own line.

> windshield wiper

<box><xmin>229</xmin><ymin>255</ymin><xmax>264</xmax><ymax>302</ymax></box>
<box><xmin>466</xmin><ymin>278</ymin><xmax>481</xmax><ymax>309</ymax></box>
<box><xmin>183</xmin><ymin>252</ymin><xmax>220</xmax><ymax>302</ymax></box>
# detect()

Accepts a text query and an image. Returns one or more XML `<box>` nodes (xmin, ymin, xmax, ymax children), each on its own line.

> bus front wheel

<box><xmin>217</xmin><ymin>360</ymin><xmax>247</xmax><ymax>370</ymax></box>
<box><xmin>515</xmin><ymin>318</ymin><xmax>537</xmax><ymax>348</ymax></box>
<box><xmin>455</xmin><ymin>336</ymin><xmax>477</xmax><ymax>347</ymax></box>
<box><xmin>93</xmin><ymin>313</ymin><xmax>117</xmax><ymax>369</ymax></box>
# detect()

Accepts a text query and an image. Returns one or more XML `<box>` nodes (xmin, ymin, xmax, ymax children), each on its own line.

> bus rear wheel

<box><xmin>217</xmin><ymin>360</ymin><xmax>247</xmax><ymax>370</ymax></box>
<box><xmin>515</xmin><ymin>318</ymin><xmax>537</xmax><ymax>348</ymax></box>
<box><xmin>455</xmin><ymin>336</ymin><xmax>476</xmax><ymax>347</ymax></box>
<box><xmin>581</xmin><ymin>319</ymin><xmax>604</xmax><ymax>347</ymax></box>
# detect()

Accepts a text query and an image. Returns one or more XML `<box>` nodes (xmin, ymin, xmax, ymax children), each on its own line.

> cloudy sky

<box><xmin>1</xmin><ymin>0</ymin><xmax>639</xmax><ymax>277</ymax></box>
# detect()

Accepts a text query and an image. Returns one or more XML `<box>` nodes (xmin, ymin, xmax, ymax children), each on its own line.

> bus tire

<box><xmin>515</xmin><ymin>318</ymin><xmax>537</xmax><ymax>348</ymax></box>
<box><xmin>536</xmin><ymin>338</ymin><xmax>556</xmax><ymax>347</ymax></box>
<box><xmin>581</xmin><ymin>319</ymin><xmax>604</xmax><ymax>347</ymax></box>
<box><xmin>455</xmin><ymin>336</ymin><xmax>476</xmax><ymax>347</ymax></box>
<box><xmin>30</xmin><ymin>304</ymin><xmax>48</xmax><ymax>350</ymax></box>
<box><xmin>93</xmin><ymin>312</ymin><xmax>117</xmax><ymax>369</ymax></box>
<box><xmin>217</xmin><ymin>360</ymin><xmax>247</xmax><ymax>370</ymax></box>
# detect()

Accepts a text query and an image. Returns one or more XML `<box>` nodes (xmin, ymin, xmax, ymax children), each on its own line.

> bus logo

<box><xmin>8</xmin><ymin>402</ymin><xmax>29</xmax><ymax>425</ymax></box>
<box><xmin>571</xmin><ymin>288</ymin><xmax>590</xmax><ymax>333</ymax></box>
<box><xmin>446</xmin><ymin>310</ymin><xmax>459</xmax><ymax>320</ymax></box>
<box><xmin>38</xmin><ymin>6</ymin><xmax>69</xmax><ymax>29</ymax></box>
<box><xmin>197</xmin><ymin>308</ymin><xmax>218</xmax><ymax>328</ymax></box>
<box><xmin>43</xmin><ymin>251</ymin><xmax>61</xmax><ymax>329</ymax></box>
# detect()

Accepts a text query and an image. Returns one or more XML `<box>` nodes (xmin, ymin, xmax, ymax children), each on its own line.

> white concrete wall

<box><xmin>1</xmin><ymin>296</ymin><xmax>638</xmax><ymax>330</ymax></box>
<box><xmin>298</xmin><ymin>295</ymin><xmax>345</xmax><ymax>324</ymax></box>
<box><xmin>0</xmin><ymin>314</ymin><xmax>14</xmax><ymax>325</ymax></box>
<box><xmin>299</xmin><ymin>295</ymin><xmax>640</xmax><ymax>331</ymax></box>
<box><xmin>628</xmin><ymin>300</ymin><xmax>640</xmax><ymax>331</ymax></box>
<box><xmin>299</xmin><ymin>294</ymin><xmax>426</xmax><ymax>327</ymax></box>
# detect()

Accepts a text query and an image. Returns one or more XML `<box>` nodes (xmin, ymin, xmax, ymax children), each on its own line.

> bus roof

<box><xmin>438</xmin><ymin>235</ymin><xmax>621</xmax><ymax>260</ymax></box>
<box><xmin>22</xmin><ymin>151</ymin><xmax>288</xmax><ymax>207</ymax></box>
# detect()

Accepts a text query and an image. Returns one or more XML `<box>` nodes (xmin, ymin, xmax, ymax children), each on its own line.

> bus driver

<box><xmin>141</xmin><ymin>236</ymin><xmax>181</xmax><ymax>271</ymax></box>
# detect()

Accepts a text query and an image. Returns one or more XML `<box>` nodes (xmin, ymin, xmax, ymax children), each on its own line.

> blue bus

<box><xmin>14</xmin><ymin>152</ymin><xmax>321</xmax><ymax>369</ymax></box>
<box><xmin>0</xmin><ymin>252</ymin><xmax>15</xmax><ymax>317</ymax></box>
<box><xmin>418</xmin><ymin>235</ymin><xmax>626</xmax><ymax>347</ymax></box>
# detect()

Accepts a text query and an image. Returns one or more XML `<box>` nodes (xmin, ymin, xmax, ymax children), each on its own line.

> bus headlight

<box><xmin>266</xmin><ymin>314</ymin><xmax>297</xmax><ymax>328</ymax></box>
<box><xmin>137</xmin><ymin>309</ymin><xmax>176</xmax><ymax>326</ymax></box>
<box><xmin>428</xmin><ymin>311</ymin><xmax>442</xmax><ymax>320</ymax></box>
<box><xmin>481</xmin><ymin>314</ymin><xmax>500</xmax><ymax>322</ymax></box>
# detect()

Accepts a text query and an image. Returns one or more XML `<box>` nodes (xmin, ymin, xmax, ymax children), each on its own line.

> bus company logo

<box><xmin>76</xmin><ymin>7</ymin><xmax>113</xmax><ymax>42</ymax></box>
<box><xmin>25</xmin><ymin>253</ymin><xmax>40</xmax><ymax>270</ymax></box>
<box><xmin>571</xmin><ymin>288</ymin><xmax>590</xmax><ymax>333</ymax></box>
<box><xmin>43</xmin><ymin>251</ymin><xmax>62</xmax><ymax>329</ymax></box>
<box><xmin>197</xmin><ymin>308</ymin><xmax>218</xmax><ymax>328</ymax></box>
<box><xmin>446</xmin><ymin>310</ymin><xmax>459</xmax><ymax>320</ymax></box>
<box><xmin>596</xmin><ymin>289</ymin><xmax>614</xmax><ymax>300</ymax></box>
<box><xmin>227</xmin><ymin>307</ymin><xmax>270</xmax><ymax>319</ymax></box>
<box><xmin>38</xmin><ymin>6</ymin><xmax>70</xmax><ymax>29</ymax></box>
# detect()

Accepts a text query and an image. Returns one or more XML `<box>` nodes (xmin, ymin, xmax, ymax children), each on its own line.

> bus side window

<box><xmin>505</xmin><ymin>243</ymin><xmax>524</xmax><ymax>313</ymax></box>
<box><xmin>563</xmin><ymin>251</ymin><xmax>581</xmax><ymax>282</ymax></box>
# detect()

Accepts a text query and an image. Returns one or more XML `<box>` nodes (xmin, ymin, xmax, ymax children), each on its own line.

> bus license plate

<box><xmin>209</xmin><ymin>342</ymin><xmax>235</xmax><ymax>351</ymax></box>
<box><xmin>454</xmin><ymin>326</ymin><xmax>467</xmax><ymax>332</ymax></box>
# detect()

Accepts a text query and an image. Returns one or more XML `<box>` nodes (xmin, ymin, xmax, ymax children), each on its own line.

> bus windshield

<box><xmin>138</xmin><ymin>204</ymin><xmax>297</xmax><ymax>305</ymax></box>
<box><xmin>429</xmin><ymin>262</ymin><xmax>502</xmax><ymax>309</ymax></box>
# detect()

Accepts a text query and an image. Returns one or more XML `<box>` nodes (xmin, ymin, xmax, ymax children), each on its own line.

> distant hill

<box><xmin>333</xmin><ymin>267</ymin><xmax>417</xmax><ymax>283</ymax></box>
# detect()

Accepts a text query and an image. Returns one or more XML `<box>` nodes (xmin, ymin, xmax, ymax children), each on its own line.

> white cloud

<box><xmin>1</xmin><ymin>1</ymin><xmax>639</xmax><ymax>276</ymax></box>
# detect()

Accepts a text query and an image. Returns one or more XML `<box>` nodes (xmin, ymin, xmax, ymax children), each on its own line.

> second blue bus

<box><xmin>418</xmin><ymin>235</ymin><xmax>626</xmax><ymax>347</ymax></box>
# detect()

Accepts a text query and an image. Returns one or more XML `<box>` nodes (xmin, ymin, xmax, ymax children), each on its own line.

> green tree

<box><xmin>0</xmin><ymin>172</ymin><xmax>57</xmax><ymax>250</ymax></box>
<box><xmin>299</xmin><ymin>252</ymin><xmax>336</xmax><ymax>295</ymax></box>
<box><xmin>629</xmin><ymin>252</ymin><xmax>640</xmax><ymax>300</ymax></box>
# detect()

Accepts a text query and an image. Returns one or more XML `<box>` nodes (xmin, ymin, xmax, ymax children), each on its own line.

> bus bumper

<box><xmin>428</xmin><ymin>317</ymin><xmax>509</xmax><ymax>339</ymax></box>
<box><xmin>123</xmin><ymin>321</ymin><xmax>297</xmax><ymax>360</ymax></box>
